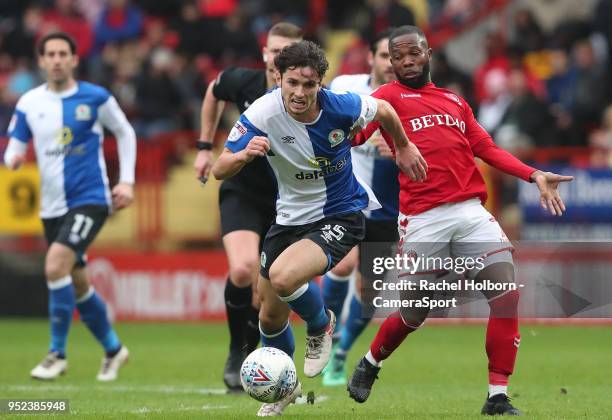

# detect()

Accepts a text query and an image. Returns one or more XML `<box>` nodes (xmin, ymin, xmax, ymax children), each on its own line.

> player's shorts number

<box><xmin>71</xmin><ymin>214</ymin><xmax>94</xmax><ymax>239</ymax></box>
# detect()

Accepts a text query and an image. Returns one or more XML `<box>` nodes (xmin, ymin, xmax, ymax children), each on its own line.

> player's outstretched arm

<box><xmin>529</xmin><ymin>170</ymin><xmax>574</xmax><ymax>216</ymax></box>
<box><xmin>373</xmin><ymin>99</ymin><xmax>428</xmax><ymax>182</ymax></box>
<box><xmin>3</xmin><ymin>138</ymin><xmax>27</xmax><ymax>170</ymax></box>
<box><xmin>194</xmin><ymin>80</ymin><xmax>226</xmax><ymax>182</ymax></box>
<box><xmin>212</xmin><ymin>136</ymin><xmax>270</xmax><ymax>180</ymax></box>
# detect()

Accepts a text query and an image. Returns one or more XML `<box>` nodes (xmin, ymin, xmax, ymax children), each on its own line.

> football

<box><xmin>240</xmin><ymin>347</ymin><xmax>298</xmax><ymax>403</ymax></box>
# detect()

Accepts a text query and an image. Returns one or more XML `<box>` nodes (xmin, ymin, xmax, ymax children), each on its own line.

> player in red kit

<box><xmin>347</xmin><ymin>26</ymin><xmax>573</xmax><ymax>416</ymax></box>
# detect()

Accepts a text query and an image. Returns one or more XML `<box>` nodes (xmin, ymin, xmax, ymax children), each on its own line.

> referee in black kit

<box><xmin>193</xmin><ymin>22</ymin><xmax>303</xmax><ymax>391</ymax></box>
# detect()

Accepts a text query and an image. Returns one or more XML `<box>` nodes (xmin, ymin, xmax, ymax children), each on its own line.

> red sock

<box><xmin>369</xmin><ymin>311</ymin><xmax>417</xmax><ymax>363</ymax></box>
<box><xmin>486</xmin><ymin>290</ymin><xmax>520</xmax><ymax>385</ymax></box>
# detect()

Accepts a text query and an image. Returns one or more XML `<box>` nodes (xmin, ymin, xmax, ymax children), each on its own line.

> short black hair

<box><xmin>38</xmin><ymin>32</ymin><xmax>77</xmax><ymax>56</ymax></box>
<box><xmin>370</xmin><ymin>28</ymin><xmax>394</xmax><ymax>54</ymax></box>
<box><xmin>274</xmin><ymin>40</ymin><xmax>329</xmax><ymax>80</ymax></box>
<box><xmin>389</xmin><ymin>25</ymin><xmax>428</xmax><ymax>48</ymax></box>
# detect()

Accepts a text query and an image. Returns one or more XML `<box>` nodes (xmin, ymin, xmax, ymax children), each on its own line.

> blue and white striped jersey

<box><xmin>329</xmin><ymin>74</ymin><xmax>399</xmax><ymax>222</ymax></box>
<box><xmin>6</xmin><ymin>82</ymin><xmax>136</xmax><ymax>218</ymax></box>
<box><xmin>225</xmin><ymin>87</ymin><xmax>380</xmax><ymax>226</ymax></box>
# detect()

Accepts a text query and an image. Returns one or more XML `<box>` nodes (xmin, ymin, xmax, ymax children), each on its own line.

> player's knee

<box><xmin>229</xmin><ymin>260</ymin><xmax>258</xmax><ymax>287</ymax></box>
<box><xmin>268</xmin><ymin>265</ymin><xmax>298</xmax><ymax>297</ymax></box>
<box><xmin>488</xmin><ymin>289</ymin><xmax>520</xmax><ymax>317</ymax></box>
<box><xmin>331</xmin><ymin>261</ymin><xmax>354</xmax><ymax>277</ymax></box>
<box><xmin>44</xmin><ymin>259</ymin><xmax>71</xmax><ymax>281</ymax></box>
<box><xmin>399</xmin><ymin>307</ymin><xmax>427</xmax><ymax>328</ymax></box>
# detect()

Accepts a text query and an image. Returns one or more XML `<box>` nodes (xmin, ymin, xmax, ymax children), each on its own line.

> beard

<box><xmin>397</xmin><ymin>61</ymin><xmax>431</xmax><ymax>89</ymax></box>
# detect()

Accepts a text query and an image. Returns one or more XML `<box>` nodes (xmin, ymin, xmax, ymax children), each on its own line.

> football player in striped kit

<box><xmin>212</xmin><ymin>40</ymin><xmax>426</xmax><ymax>416</ymax></box>
<box><xmin>4</xmin><ymin>32</ymin><xmax>136</xmax><ymax>382</ymax></box>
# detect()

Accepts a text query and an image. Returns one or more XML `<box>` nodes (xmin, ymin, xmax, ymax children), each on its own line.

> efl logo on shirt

<box><xmin>228</xmin><ymin>122</ymin><xmax>247</xmax><ymax>142</ymax></box>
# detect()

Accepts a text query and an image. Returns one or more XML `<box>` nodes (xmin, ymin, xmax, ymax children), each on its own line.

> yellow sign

<box><xmin>0</xmin><ymin>164</ymin><xmax>43</xmax><ymax>234</ymax></box>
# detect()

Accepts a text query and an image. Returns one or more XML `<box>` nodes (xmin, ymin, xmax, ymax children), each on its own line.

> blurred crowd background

<box><xmin>1</xmin><ymin>0</ymin><xmax>612</xmax><ymax>246</ymax></box>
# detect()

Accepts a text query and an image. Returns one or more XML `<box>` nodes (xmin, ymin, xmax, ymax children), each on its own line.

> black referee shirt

<box><xmin>213</xmin><ymin>67</ymin><xmax>277</xmax><ymax>201</ymax></box>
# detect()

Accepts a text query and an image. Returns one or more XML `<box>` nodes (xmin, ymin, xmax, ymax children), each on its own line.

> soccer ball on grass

<box><xmin>240</xmin><ymin>347</ymin><xmax>297</xmax><ymax>403</ymax></box>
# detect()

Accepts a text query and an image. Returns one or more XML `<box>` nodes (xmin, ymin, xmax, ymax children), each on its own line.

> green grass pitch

<box><xmin>0</xmin><ymin>320</ymin><xmax>610</xmax><ymax>419</ymax></box>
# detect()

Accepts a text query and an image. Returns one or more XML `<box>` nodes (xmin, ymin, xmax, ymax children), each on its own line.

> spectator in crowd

<box><xmin>589</xmin><ymin>103</ymin><xmax>612</xmax><ymax>167</ymax></box>
<box><xmin>477</xmin><ymin>68</ymin><xmax>511</xmax><ymax>134</ymax></box>
<box><xmin>133</xmin><ymin>48</ymin><xmax>183</xmax><ymax>138</ymax></box>
<box><xmin>572</xmin><ymin>38</ymin><xmax>609</xmax><ymax>140</ymax></box>
<box><xmin>40</xmin><ymin>0</ymin><xmax>93</xmax><ymax>58</ymax></box>
<box><xmin>473</xmin><ymin>32</ymin><xmax>510</xmax><ymax>104</ymax></box>
<box><xmin>94</xmin><ymin>0</ymin><xmax>143</xmax><ymax>53</ymax></box>
<box><xmin>431</xmin><ymin>51</ymin><xmax>473</xmax><ymax>104</ymax></box>
<box><xmin>496</xmin><ymin>69</ymin><xmax>556</xmax><ymax>149</ymax></box>
<box><xmin>0</xmin><ymin>5</ymin><xmax>43</xmax><ymax>61</ymax></box>
<box><xmin>171</xmin><ymin>0</ymin><xmax>207</xmax><ymax>57</ymax></box>
<box><xmin>510</xmin><ymin>9</ymin><xmax>545</xmax><ymax>54</ymax></box>
<box><xmin>217</xmin><ymin>8</ymin><xmax>261</xmax><ymax>63</ymax></box>
<box><xmin>362</xmin><ymin>0</ymin><xmax>415</xmax><ymax>42</ymax></box>
<box><xmin>546</xmin><ymin>47</ymin><xmax>577</xmax><ymax>113</ymax></box>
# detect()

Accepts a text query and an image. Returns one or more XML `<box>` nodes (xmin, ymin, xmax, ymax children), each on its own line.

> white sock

<box><xmin>326</xmin><ymin>271</ymin><xmax>352</xmax><ymax>282</ymax></box>
<box><xmin>488</xmin><ymin>384</ymin><xmax>508</xmax><ymax>398</ymax></box>
<box><xmin>365</xmin><ymin>350</ymin><xmax>382</xmax><ymax>367</ymax></box>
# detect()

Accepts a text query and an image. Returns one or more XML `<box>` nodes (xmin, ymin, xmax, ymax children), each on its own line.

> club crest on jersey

<box><xmin>228</xmin><ymin>122</ymin><xmax>247</xmax><ymax>142</ymax></box>
<box><xmin>444</xmin><ymin>93</ymin><xmax>462</xmax><ymax>106</ymax></box>
<box><xmin>260</xmin><ymin>252</ymin><xmax>267</xmax><ymax>268</ymax></box>
<box><xmin>328</xmin><ymin>129</ymin><xmax>344</xmax><ymax>147</ymax></box>
<box><xmin>75</xmin><ymin>104</ymin><xmax>91</xmax><ymax>121</ymax></box>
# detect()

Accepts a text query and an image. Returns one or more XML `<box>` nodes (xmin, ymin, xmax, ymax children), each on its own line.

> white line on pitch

<box><xmin>2</xmin><ymin>384</ymin><xmax>228</xmax><ymax>395</ymax></box>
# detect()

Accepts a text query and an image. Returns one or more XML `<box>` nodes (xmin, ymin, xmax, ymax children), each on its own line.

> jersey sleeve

<box><xmin>352</xmin><ymin>94</ymin><xmax>378</xmax><ymax>130</ymax></box>
<box><xmin>212</xmin><ymin>67</ymin><xmax>244</xmax><ymax>102</ymax></box>
<box><xmin>463</xmin><ymin>101</ymin><xmax>492</xmax><ymax>148</ymax></box>
<box><xmin>7</xmin><ymin>100</ymin><xmax>32</xmax><ymax>143</ymax></box>
<box><xmin>224</xmin><ymin>114</ymin><xmax>267</xmax><ymax>153</ymax></box>
<box><xmin>98</xmin><ymin>95</ymin><xmax>137</xmax><ymax>184</ymax></box>
<box><xmin>351</xmin><ymin>85</ymin><xmax>388</xmax><ymax>146</ymax></box>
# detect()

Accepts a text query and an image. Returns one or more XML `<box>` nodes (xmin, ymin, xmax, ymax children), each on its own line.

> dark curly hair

<box><xmin>274</xmin><ymin>40</ymin><xmax>329</xmax><ymax>80</ymax></box>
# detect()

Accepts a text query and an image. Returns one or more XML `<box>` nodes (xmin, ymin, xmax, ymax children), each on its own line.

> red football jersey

<box><xmin>355</xmin><ymin>81</ymin><xmax>536</xmax><ymax>216</ymax></box>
